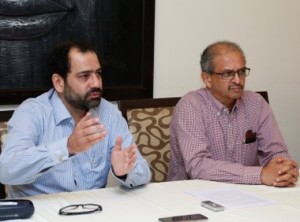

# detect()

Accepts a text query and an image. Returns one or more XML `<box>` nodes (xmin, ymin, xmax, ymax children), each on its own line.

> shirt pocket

<box><xmin>242</xmin><ymin>141</ymin><xmax>258</xmax><ymax>166</ymax></box>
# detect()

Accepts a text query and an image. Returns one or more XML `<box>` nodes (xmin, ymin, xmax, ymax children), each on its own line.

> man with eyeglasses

<box><xmin>168</xmin><ymin>40</ymin><xmax>299</xmax><ymax>187</ymax></box>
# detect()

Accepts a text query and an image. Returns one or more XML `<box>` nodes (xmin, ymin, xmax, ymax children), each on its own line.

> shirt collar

<box><xmin>204</xmin><ymin>88</ymin><xmax>240</xmax><ymax>114</ymax></box>
<box><xmin>49</xmin><ymin>89</ymin><xmax>73</xmax><ymax>125</ymax></box>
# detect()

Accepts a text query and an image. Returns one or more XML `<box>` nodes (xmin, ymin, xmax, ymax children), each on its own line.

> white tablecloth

<box><xmin>6</xmin><ymin>179</ymin><xmax>300</xmax><ymax>222</ymax></box>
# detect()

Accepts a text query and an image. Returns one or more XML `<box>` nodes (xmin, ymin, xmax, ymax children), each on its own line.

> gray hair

<box><xmin>200</xmin><ymin>40</ymin><xmax>246</xmax><ymax>73</ymax></box>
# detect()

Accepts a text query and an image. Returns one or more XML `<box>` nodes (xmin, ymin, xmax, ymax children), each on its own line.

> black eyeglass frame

<box><xmin>209</xmin><ymin>67</ymin><xmax>251</xmax><ymax>80</ymax></box>
<box><xmin>59</xmin><ymin>203</ymin><xmax>102</xmax><ymax>216</ymax></box>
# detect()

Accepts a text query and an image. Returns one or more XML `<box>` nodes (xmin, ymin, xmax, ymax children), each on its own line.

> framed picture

<box><xmin>0</xmin><ymin>0</ymin><xmax>154</xmax><ymax>104</ymax></box>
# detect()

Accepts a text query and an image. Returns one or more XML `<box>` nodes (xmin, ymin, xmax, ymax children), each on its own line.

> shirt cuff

<box><xmin>242</xmin><ymin>166</ymin><xmax>263</xmax><ymax>184</ymax></box>
<box><xmin>110</xmin><ymin>165</ymin><xmax>141</xmax><ymax>188</ymax></box>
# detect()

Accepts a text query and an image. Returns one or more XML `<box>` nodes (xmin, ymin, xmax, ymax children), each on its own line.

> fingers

<box><xmin>84</xmin><ymin>130</ymin><xmax>107</xmax><ymax>145</ymax></box>
<box><xmin>278</xmin><ymin>159</ymin><xmax>298</xmax><ymax>177</ymax></box>
<box><xmin>68</xmin><ymin>130</ymin><xmax>106</xmax><ymax>154</ymax></box>
<box><xmin>276</xmin><ymin>157</ymin><xmax>295</xmax><ymax>164</ymax></box>
<box><xmin>126</xmin><ymin>145</ymin><xmax>136</xmax><ymax>158</ymax></box>
<box><xmin>273</xmin><ymin>181</ymin><xmax>296</xmax><ymax>187</ymax></box>
<box><xmin>272</xmin><ymin>158</ymin><xmax>299</xmax><ymax>187</ymax></box>
<box><xmin>126</xmin><ymin>146</ymin><xmax>137</xmax><ymax>166</ymax></box>
<box><xmin>121</xmin><ymin>145</ymin><xmax>136</xmax><ymax>168</ymax></box>
<box><xmin>275</xmin><ymin>172</ymin><xmax>295</xmax><ymax>182</ymax></box>
<box><xmin>68</xmin><ymin>112</ymin><xmax>107</xmax><ymax>154</ymax></box>
<box><xmin>111</xmin><ymin>138</ymin><xmax>137</xmax><ymax>176</ymax></box>
<box><xmin>80</xmin><ymin>113</ymin><xmax>103</xmax><ymax>131</ymax></box>
<box><xmin>261</xmin><ymin>157</ymin><xmax>299</xmax><ymax>187</ymax></box>
<box><xmin>275</xmin><ymin>157</ymin><xmax>284</xmax><ymax>164</ymax></box>
<box><xmin>278</xmin><ymin>164</ymin><xmax>294</xmax><ymax>175</ymax></box>
<box><xmin>113</xmin><ymin>137</ymin><xmax>136</xmax><ymax>161</ymax></box>
<box><xmin>273</xmin><ymin>175</ymin><xmax>297</xmax><ymax>187</ymax></box>
<box><xmin>279</xmin><ymin>165</ymin><xmax>298</xmax><ymax>177</ymax></box>
<box><xmin>276</xmin><ymin>158</ymin><xmax>298</xmax><ymax>168</ymax></box>
<box><xmin>114</xmin><ymin>136</ymin><xmax>122</xmax><ymax>151</ymax></box>
<box><xmin>294</xmin><ymin>167</ymin><xmax>299</xmax><ymax>179</ymax></box>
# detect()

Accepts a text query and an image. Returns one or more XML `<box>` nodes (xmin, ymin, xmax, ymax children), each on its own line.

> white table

<box><xmin>7</xmin><ymin>180</ymin><xmax>300</xmax><ymax>222</ymax></box>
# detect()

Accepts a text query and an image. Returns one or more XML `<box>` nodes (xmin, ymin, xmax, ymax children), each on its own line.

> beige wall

<box><xmin>154</xmin><ymin>0</ymin><xmax>300</xmax><ymax>162</ymax></box>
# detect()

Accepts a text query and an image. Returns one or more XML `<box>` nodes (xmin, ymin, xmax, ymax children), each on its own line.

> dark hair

<box><xmin>200</xmin><ymin>40</ymin><xmax>245</xmax><ymax>73</ymax></box>
<box><xmin>47</xmin><ymin>40</ymin><xmax>97</xmax><ymax>80</ymax></box>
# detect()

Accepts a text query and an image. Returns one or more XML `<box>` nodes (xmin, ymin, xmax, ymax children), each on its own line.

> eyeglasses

<box><xmin>59</xmin><ymin>204</ymin><xmax>102</xmax><ymax>216</ymax></box>
<box><xmin>210</xmin><ymin>67</ymin><xmax>250</xmax><ymax>80</ymax></box>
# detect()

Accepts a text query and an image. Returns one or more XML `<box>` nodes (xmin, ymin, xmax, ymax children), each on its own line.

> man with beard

<box><xmin>0</xmin><ymin>41</ymin><xmax>151</xmax><ymax>198</ymax></box>
<box><xmin>168</xmin><ymin>41</ymin><xmax>299</xmax><ymax>187</ymax></box>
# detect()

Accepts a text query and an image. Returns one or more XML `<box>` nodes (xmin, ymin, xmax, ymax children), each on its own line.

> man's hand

<box><xmin>67</xmin><ymin>112</ymin><xmax>106</xmax><ymax>154</ymax></box>
<box><xmin>261</xmin><ymin>157</ymin><xmax>299</xmax><ymax>187</ymax></box>
<box><xmin>273</xmin><ymin>158</ymin><xmax>298</xmax><ymax>187</ymax></box>
<box><xmin>111</xmin><ymin>136</ymin><xmax>137</xmax><ymax>177</ymax></box>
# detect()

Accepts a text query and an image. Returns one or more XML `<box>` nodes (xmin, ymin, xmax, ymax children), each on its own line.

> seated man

<box><xmin>168</xmin><ymin>40</ymin><xmax>298</xmax><ymax>187</ymax></box>
<box><xmin>0</xmin><ymin>40</ymin><xmax>151</xmax><ymax>198</ymax></box>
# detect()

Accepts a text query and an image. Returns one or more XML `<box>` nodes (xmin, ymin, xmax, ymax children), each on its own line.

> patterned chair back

<box><xmin>118</xmin><ymin>97</ymin><xmax>180</xmax><ymax>182</ymax></box>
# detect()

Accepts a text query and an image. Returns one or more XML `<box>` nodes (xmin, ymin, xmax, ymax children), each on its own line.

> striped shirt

<box><xmin>168</xmin><ymin>88</ymin><xmax>290</xmax><ymax>184</ymax></box>
<box><xmin>0</xmin><ymin>89</ymin><xmax>151</xmax><ymax>198</ymax></box>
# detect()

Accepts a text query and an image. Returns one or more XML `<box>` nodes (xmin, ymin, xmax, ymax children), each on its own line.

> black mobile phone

<box><xmin>158</xmin><ymin>213</ymin><xmax>208</xmax><ymax>222</ymax></box>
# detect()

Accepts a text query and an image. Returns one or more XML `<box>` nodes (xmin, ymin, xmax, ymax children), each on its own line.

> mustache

<box><xmin>87</xmin><ymin>88</ymin><xmax>103</xmax><ymax>95</ymax></box>
<box><xmin>228</xmin><ymin>84</ymin><xmax>244</xmax><ymax>90</ymax></box>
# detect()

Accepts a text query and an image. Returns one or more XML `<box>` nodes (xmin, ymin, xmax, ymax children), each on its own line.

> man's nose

<box><xmin>90</xmin><ymin>73</ymin><xmax>102</xmax><ymax>87</ymax></box>
<box><xmin>232</xmin><ymin>72</ymin><xmax>241</xmax><ymax>84</ymax></box>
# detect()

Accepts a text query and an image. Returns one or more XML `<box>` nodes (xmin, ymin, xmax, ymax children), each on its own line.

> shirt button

<box><xmin>59</xmin><ymin>156</ymin><xmax>64</xmax><ymax>162</ymax></box>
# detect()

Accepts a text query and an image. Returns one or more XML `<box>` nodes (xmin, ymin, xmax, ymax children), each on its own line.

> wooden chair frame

<box><xmin>118</xmin><ymin>97</ymin><xmax>181</xmax><ymax>121</ymax></box>
<box><xmin>256</xmin><ymin>91</ymin><xmax>269</xmax><ymax>103</ymax></box>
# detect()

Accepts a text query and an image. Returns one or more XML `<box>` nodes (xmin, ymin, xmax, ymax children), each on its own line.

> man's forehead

<box><xmin>214</xmin><ymin>45</ymin><xmax>241</xmax><ymax>54</ymax></box>
<box><xmin>214</xmin><ymin>48</ymin><xmax>244</xmax><ymax>61</ymax></box>
<box><xmin>69</xmin><ymin>49</ymin><xmax>99</xmax><ymax>63</ymax></box>
<box><xmin>212</xmin><ymin>51</ymin><xmax>245</xmax><ymax>70</ymax></box>
<box><xmin>68</xmin><ymin>49</ymin><xmax>100</xmax><ymax>72</ymax></box>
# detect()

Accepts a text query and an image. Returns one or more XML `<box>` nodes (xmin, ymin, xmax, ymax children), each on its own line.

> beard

<box><xmin>64</xmin><ymin>84</ymin><xmax>103</xmax><ymax>111</ymax></box>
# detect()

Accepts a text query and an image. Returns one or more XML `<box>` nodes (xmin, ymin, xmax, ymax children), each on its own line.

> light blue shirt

<box><xmin>0</xmin><ymin>89</ymin><xmax>151</xmax><ymax>198</ymax></box>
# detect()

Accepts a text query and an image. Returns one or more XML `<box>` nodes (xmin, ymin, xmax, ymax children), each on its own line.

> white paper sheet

<box><xmin>185</xmin><ymin>188</ymin><xmax>276</xmax><ymax>209</ymax></box>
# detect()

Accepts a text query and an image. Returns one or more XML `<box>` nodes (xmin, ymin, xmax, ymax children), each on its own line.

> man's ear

<box><xmin>52</xmin><ymin>74</ymin><xmax>64</xmax><ymax>93</ymax></box>
<box><xmin>201</xmin><ymin>72</ymin><xmax>212</xmax><ymax>88</ymax></box>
